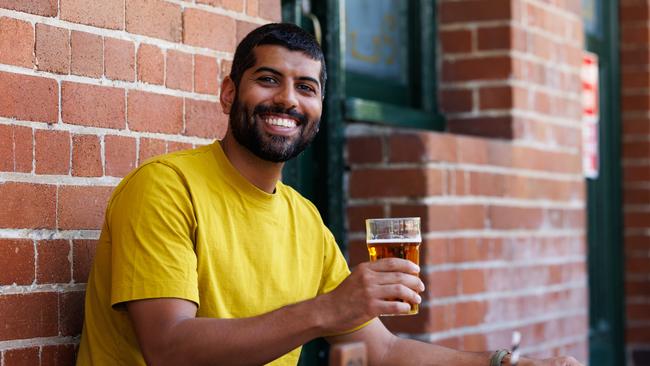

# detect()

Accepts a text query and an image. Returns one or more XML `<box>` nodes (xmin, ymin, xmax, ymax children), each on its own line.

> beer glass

<box><xmin>365</xmin><ymin>217</ymin><xmax>421</xmax><ymax>315</ymax></box>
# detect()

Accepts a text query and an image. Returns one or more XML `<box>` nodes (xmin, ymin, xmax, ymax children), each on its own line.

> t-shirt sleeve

<box><xmin>318</xmin><ymin>228</ymin><xmax>351</xmax><ymax>296</ymax></box>
<box><xmin>108</xmin><ymin>162</ymin><xmax>199</xmax><ymax>308</ymax></box>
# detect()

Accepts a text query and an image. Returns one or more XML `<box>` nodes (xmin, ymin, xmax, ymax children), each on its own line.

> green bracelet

<box><xmin>489</xmin><ymin>349</ymin><xmax>511</xmax><ymax>366</ymax></box>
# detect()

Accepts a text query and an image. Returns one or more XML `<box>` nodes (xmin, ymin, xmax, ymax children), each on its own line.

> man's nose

<box><xmin>272</xmin><ymin>84</ymin><xmax>298</xmax><ymax>110</ymax></box>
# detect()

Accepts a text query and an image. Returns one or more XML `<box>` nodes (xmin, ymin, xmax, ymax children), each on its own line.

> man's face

<box><xmin>228</xmin><ymin>45</ymin><xmax>323</xmax><ymax>163</ymax></box>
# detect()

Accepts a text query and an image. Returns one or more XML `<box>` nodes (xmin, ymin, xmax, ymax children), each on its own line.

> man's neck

<box><xmin>219</xmin><ymin>133</ymin><xmax>283</xmax><ymax>194</ymax></box>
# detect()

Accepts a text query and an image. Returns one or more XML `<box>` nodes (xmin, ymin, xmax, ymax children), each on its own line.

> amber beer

<box><xmin>365</xmin><ymin>217</ymin><xmax>421</xmax><ymax>316</ymax></box>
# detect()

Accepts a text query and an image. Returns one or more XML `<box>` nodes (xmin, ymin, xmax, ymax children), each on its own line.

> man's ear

<box><xmin>220</xmin><ymin>76</ymin><xmax>235</xmax><ymax>115</ymax></box>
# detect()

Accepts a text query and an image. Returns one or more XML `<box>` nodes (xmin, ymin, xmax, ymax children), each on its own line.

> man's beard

<box><xmin>228</xmin><ymin>96</ymin><xmax>320</xmax><ymax>163</ymax></box>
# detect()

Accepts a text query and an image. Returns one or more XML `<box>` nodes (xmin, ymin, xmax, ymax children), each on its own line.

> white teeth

<box><xmin>266</xmin><ymin>118</ymin><xmax>296</xmax><ymax>128</ymax></box>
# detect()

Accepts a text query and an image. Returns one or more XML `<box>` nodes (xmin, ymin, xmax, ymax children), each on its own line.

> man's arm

<box><xmin>127</xmin><ymin>258</ymin><xmax>423</xmax><ymax>366</ymax></box>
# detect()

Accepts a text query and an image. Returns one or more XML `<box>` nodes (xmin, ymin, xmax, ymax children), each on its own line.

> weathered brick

<box><xmin>137</xmin><ymin>43</ymin><xmax>164</xmax><ymax>85</ymax></box>
<box><xmin>489</xmin><ymin>206</ymin><xmax>544</xmax><ymax>229</ymax></box>
<box><xmin>0</xmin><ymin>17</ymin><xmax>34</xmax><ymax>68</ymax></box>
<box><xmin>346</xmin><ymin>205</ymin><xmax>384</xmax><ymax>232</ymax></box>
<box><xmin>391</xmin><ymin>204</ymin><xmax>486</xmax><ymax>231</ymax></box>
<box><xmin>36</xmin><ymin>240</ymin><xmax>71</xmax><ymax>284</ymax></box>
<box><xmin>194</xmin><ymin>55</ymin><xmax>219</xmax><ymax>95</ymax></box>
<box><xmin>59</xmin><ymin>291</ymin><xmax>84</xmax><ymax>335</ymax></box>
<box><xmin>0</xmin><ymin>292</ymin><xmax>59</xmax><ymax>340</ymax></box>
<box><xmin>104</xmin><ymin>37</ymin><xmax>135</xmax><ymax>82</ymax></box>
<box><xmin>166</xmin><ymin>50</ymin><xmax>193</xmax><ymax>91</ymax></box>
<box><xmin>389</xmin><ymin>133</ymin><xmax>457</xmax><ymax>163</ymax></box>
<box><xmin>0</xmin><ymin>183</ymin><xmax>56</xmax><ymax>228</ymax></box>
<box><xmin>479</xmin><ymin>86</ymin><xmax>513</xmax><ymax>110</ymax></box>
<box><xmin>221</xmin><ymin>59</ymin><xmax>232</xmax><ymax>81</ymax></box>
<box><xmin>0</xmin><ymin>71</ymin><xmax>58</xmax><ymax>123</ymax></box>
<box><xmin>346</xmin><ymin>136</ymin><xmax>383</xmax><ymax>164</ymax></box>
<box><xmin>128</xmin><ymin>91</ymin><xmax>183</xmax><ymax>134</ymax></box>
<box><xmin>0</xmin><ymin>125</ymin><xmax>12</xmax><ymax>172</ymax></box>
<box><xmin>258</xmin><ymin>0</ymin><xmax>281</xmax><ymax>22</ymax></box>
<box><xmin>183</xmin><ymin>8</ymin><xmax>236</xmax><ymax>52</ymax></box>
<box><xmin>139</xmin><ymin>137</ymin><xmax>167</xmax><ymax>164</ymax></box>
<box><xmin>447</xmin><ymin>116</ymin><xmax>514</xmax><ymax>139</ymax></box>
<box><xmin>246</xmin><ymin>0</ymin><xmax>258</xmax><ymax>17</ymax></box>
<box><xmin>0</xmin><ymin>239</ymin><xmax>34</xmax><ymax>285</ymax></box>
<box><xmin>443</xmin><ymin>56</ymin><xmax>512</xmax><ymax>82</ymax></box>
<box><xmin>0</xmin><ymin>125</ymin><xmax>33</xmax><ymax>173</ymax></box>
<box><xmin>3</xmin><ymin>347</ymin><xmax>40</xmax><ymax>365</ymax></box>
<box><xmin>126</xmin><ymin>0</ymin><xmax>181</xmax><ymax>42</ymax></box>
<box><xmin>35</xmin><ymin>24</ymin><xmax>70</xmax><ymax>74</ymax></box>
<box><xmin>71</xmin><ymin>31</ymin><xmax>103</xmax><ymax>78</ymax></box>
<box><xmin>60</xmin><ymin>0</ymin><xmax>123</xmax><ymax>29</ymax></box>
<box><xmin>185</xmin><ymin>99</ymin><xmax>228</xmax><ymax>139</ymax></box>
<box><xmin>236</xmin><ymin>20</ymin><xmax>259</xmax><ymax>44</ymax></box>
<box><xmin>0</xmin><ymin>0</ymin><xmax>57</xmax><ymax>16</ymax></box>
<box><xmin>440</xmin><ymin>0</ymin><xmax>511</xmax><ymax>23</ymax></box>
<box><xmin>72</xmin><ymin>239</ymin><xmax>97</xmax><ymax>283</ymax></box>
<box><xmin>41</xmin><ymin>344</ymin><xmax>76</xmax><ymax>366</ymax></box>
<box><xmin>72</xmin><ymin>134</ymin><xmax>102</xmax><ymax>177</ymax></box>
<box><xmin>35</xmin><ymin>129</ymin><xmax>70</xmax><ymax>175</ymax></box>
<box><xmin>349</xmin><ymin>169</ymin><xmax>444</xmax><ymax>198</ymax></box>
<box><xmin>167</xmin><ymin>141</ymin><xmax>193</xmax><ymax>153</ymax></box>
<box><xmin>439</xmin><ymin>88</ymin><xmax>473</xmax><ymax>113</ymax></box>
<box><xmin>61</xmin><ymin>82</ymin><xmax>126</xmax><ymax>129</ymax></box>
<box><xmin>57</xmin><ymin>185</ymin><xmax>113</xmax><ymax>230</ymax></box>
<box><xmin>105</xmin><ymin>135</ymin><xmax>137</xmax><ymax>177</ymax></box>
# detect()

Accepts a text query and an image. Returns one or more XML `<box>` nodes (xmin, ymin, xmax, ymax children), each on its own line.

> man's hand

<box><xmin>315</xmin><ymin>258</ymin><xmax>424</xmax><ymax>334</ymax></box>
<box><xmin>522</xmin><ymin>356</ymin><xmax>583</xmax><ymax>366</ymax></box>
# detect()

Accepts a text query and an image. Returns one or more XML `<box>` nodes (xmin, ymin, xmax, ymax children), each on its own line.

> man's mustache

<box><xmin>252</xmin><ymin>104</ymin><xmax>308</xmax><ymax>126</ymax></box>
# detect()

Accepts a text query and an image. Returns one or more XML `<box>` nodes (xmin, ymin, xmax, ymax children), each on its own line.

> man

<box><xmin>77</xmin><ymin>23</ymin><xmax>583</xmax><ymax>366</ymax></box>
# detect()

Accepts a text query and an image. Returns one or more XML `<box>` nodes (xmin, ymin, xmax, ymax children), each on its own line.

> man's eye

<box><xmin>258</xmin><ymin>76</ymin><xmax>277</xmax><ymax>84</ymax></box>
<box><xmin>297</xmin><ymin>84</ymin><xmax>316</xmax><ymax>94</ymax></box>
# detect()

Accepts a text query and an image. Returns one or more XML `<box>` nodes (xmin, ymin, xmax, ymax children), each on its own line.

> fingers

<box><xmin>368</xmin><ymin>257</ymin><xmax>420</xmax><ymax>275</ymax></box>
<box><xmin>375</xmin><ymin>271</ymin><xmax>425</xmax><ymax>292</ymax></box>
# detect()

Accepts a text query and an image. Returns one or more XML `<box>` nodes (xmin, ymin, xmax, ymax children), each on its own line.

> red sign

<box><xmin>582</xmin><ymin>52</ymin><xmax>599</xmax><ymax>179</ymax></box>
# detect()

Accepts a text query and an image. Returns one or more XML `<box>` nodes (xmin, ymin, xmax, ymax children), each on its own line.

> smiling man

<box><xmin>76</xmin><ymin>24</ymin><xmax>583</xmax><ymax>366</ymax></box>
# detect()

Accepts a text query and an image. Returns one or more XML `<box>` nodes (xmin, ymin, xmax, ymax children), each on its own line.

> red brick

<box><xmin>73</xmin><ymin>239</ymin><xmax>97</xmax><ymax>283</ymax></box>
<box><xmin>105</xmin><ymin>135</ymin><xmax>137</xmax><ymax>177</ymax></box>
<box><xmin>389</xmin><ymin>133</ymin><xmax>457</xmax><ymax>163</ymax></box>
<box><xmin>60</xmin><ymin>0</ymin><xmax>123</xmax><ymax>29</ymax></box>
<box><xmin>183</xmin><ymin>8</ymin><xmax>236</xmax><ymax>52</ymax></box>
<box><xmin>439</xmin><ymin>89</ymin><xmax>473</xmax><ymax>113</ymax></box>
<box><xmin>621</xmin><ymin>24</ymin><xmax>650</xmax><ymax>45</ymax></box>
<box><xmin>57</xmin><ymin>185</ymin><xmax>113</xmax><ymax>230</ymax></box>
<box><xmin>72</xmin><ymin>134</ymin><xmax>102</xmax><ymax>177</ymax></box>
<box><xmin>126</xmin><ymin>0</ymin><xmax>181</xmax><ymax>42</ymax></box>
<box><xmin>439</xmin><ymin>29</ymin><xmax>472</xmax><ymax>54</ymax></box>
<box><xmin>185</xmin><ymin>99</ymin><xmax>228</xmax><ymax>139</ymax></box>
<box><xmin>166</xmin><ymin>50</ymin><xmax>193</xmax><ymax>91</ymax></box>
<box><xmin>346</xmin><ymin>205</ymin><xmax>384</xmax><ymax>232</ymax></box>
<box><xmin>620</xmin><ymin>4</ymin><xmax>650</xmax><ymax>22</ymax></box>
<box><xmin>455</xmin><ymin>301</ymin><xmax>487</xmax><ymax>327</ymax></box>
<box><xmin>349</xmin><ymin>169</ymin><xmax>443</xmax><ymax>198</ymax></box>
<box><xmin>621</xmin><ymin>49</ymin><xmax>650</xmax><ymax>66</ymax></box>
<box><xmin>35</xmin><ymin>24</ymin><xmax>69</xmax><ymax>74</ymax></box>
<box><xmin>0</xmin><ymin>72</ymin><xmax>58</xmax><ymax>123</ymax></box>
<box><xmin>258</xmin><ymin>0</ymin><xmax>281</xmax><ymax>22</ymax></box>
<box><xmin>622</xmin><ymin>70</ymin><xmax>650</xmax><ymax>89</ymax></box>
<box><xmin>479</xmin><ymin>86</ymin><xmax>513</xmax><ymax>110</ymax></box>
<box><xmin>41</xmin><ymin>344</ymin><xmax>76</xmax><ymax>366</ymax></box>
<box><xmin>346</xmin><ymin>136</ymin><xmax>383</xmax><ymax>164</ymax></box>
<box><xmin>391</xmin><ymin>204</ymin><xmax>486</xmax><ymax>231</ymax></box>
<box><xmin>236</xmin><ymin>20</ymin><xmax>259</xmax><ymax>44</ymax></box>
<box><xmin>0</xmin><ymin>17</ymin><xmax>34</xmax><ymax>68</ymax></box>
<box><xmin>4</xmin><ymin>347</ymin><xmax>40</xmax><ymax>365</ymax></box>
<box><xmin>139</xmin><ymin>137</ymin><xmax>167</xmax><ymax>163</ymax></box>
<box><xmin>443</xmin><ymin>56</ymin><xmax>512</xmax><ymax>82</ymax></box>
<box><xmin>489</xmin><ymin>206</ymin><xmax>544</xmax><ymax>229</ymax></box>
<box><xmin>624</xmin><ymin>165</ymin><xmax>650</xmax><ymax>182</ymax></box>
<box><xmin>622</xmin><ymin>118</ymin><xmax>650</xmax><ymax>135</ymax></box>
<box><xmin>194</xmin><ymin>55</ymin><xmax>219</xmax><ymax>95</ymax></box>
<box><xmin>424</xmin><ymin>270</ymin><xmax>459</xmax><ymax>298</ymax></box>
<box><xmin>195</xmin><ymin>0</ymin><xmax>218</xmax><ymax>5</ymax></box>
<box><xmin>0</xmin><ymin>292</ymin><xmax>59</xmax><ymax>340</ymax></box>
<box><xmin>36</xmin><ymin>240</ymin><xmax>71</xmax><ymax>284</ymax></box>
<box><xmin>221</xmin><ymin>59</ymin><xmax>232</xmax><ymax>81</ymax></box>
<box><xmin>59</xmin><ymin>291</ymin><xmax>84</xmax><ymax>335</ymax></box>
<box><xmin>71</xmin><ymin>31</ymin><xmax>103</xmax><ymax>78</ymax></box>
<box><xmin>0</xmin><ymin>239</ymin><xmax>34</xmax><ymax>285</ymax></box>
<box><xmin>512</xmin><ymin>146</ymin><xmax>581</xmax><ymax>174</ymax></box>
<box><xmin>0</xmin><ymin>183</ymin><xmax>56</xmax><ymax>228</ymax></box>
<box><xmin>440</xmin><ymin>0</ymin><xmax>511</xmax><ymax>23</ymax></box>
<box><xmin>625</xmin><ymin>213</ymin><xmax>650</xmax><ymax>230</ymax></box>
<box><xmin>0</xmin><ymin>0</ymin><xmax>57</xmax><ymax>16</ymax></box>
<box><xmin>61</xmin><ymin>82</ymin><xmax>126</xmax><ymax>129</ymax></box>
<box><xmin>137</xmin><ymin>43</ymin><xmax>164</xmax><ymax>85</ymax></box>
<box><xmin>627</xmin><ymin>303</ymin><xmax>650</xmax><ymax>321</ymax></box>
<box><xmin>35</xmin><ymin>129</ymin><xmax>70</xmax><ymax>175</ymax></box>
<box><xmin>128</xmin><ymin>91</ymin><xmax>183</xmax><ymax>134</ymax></box>
<box><xmin>104</xmin><ymin>37</ymin><xmax>135</xmax><ymax>82</ymax></box>
<box><xmin>623</xmin><ymin>141</ymin><xmax>650</xmax><ymax>159</ymax></box>
<box><xmin>167</xmin><ymin>141</ymin><xmax>193</xmax><ymax>153</ymax></box>
<box><xmin>0</xmin><ymin>125</ymin><xmax>33</xmax><ymax>173</ymax></box>
<box><xmin>447</xmin><ymin>116</ymin><xmax>514</xmax><ymax>139</ymax></box>
<box><xmin>624</xmin><ymin>187</ymin><xmax>650</xmax><ymax>204</ymax></box>
<box><xmin>246</xmin><ymin>0</ymin><xmax>258</xmax><ymax>17</ymax></box>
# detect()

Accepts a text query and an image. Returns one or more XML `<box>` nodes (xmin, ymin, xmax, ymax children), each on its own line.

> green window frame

<box><xmin>342</xmin><ymin>0</ymin><xmax>445</xmax><ymax>130</ymax></box>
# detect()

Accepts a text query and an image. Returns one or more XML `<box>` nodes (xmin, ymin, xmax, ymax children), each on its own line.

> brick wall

<box><xmin>346</xmin><ymin>0</ymin><xmax>588</xmax><ymax>362</ymax></box>
<box><xmin>620</xmin><ymin>1</ymin><xmax>650</xmax><ymax>364</ymax></box>
<box><xmin>0</xmin><ymin>1</ymin><xmax>279</xmax><ymax>363</ymax></box>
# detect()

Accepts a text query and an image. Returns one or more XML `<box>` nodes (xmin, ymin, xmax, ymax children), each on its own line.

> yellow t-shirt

<box><xmin>76</xmin><ymin>142</ymin><xmax>352</xmax><ymax>366</ymax></box>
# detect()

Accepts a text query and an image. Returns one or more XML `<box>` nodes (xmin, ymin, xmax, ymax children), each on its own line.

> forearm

<box><xmin>378</xmin><ymin>336</ymin><xmax>492</xmax><ymax>366</ymax></box>
<box><xmin>144</xmin><ymin>300</ymin><xmax>322</xmax><ymax>366</ymax></box>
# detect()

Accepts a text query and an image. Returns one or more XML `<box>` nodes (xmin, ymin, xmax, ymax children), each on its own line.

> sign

<box><xmin>582</xmin><ymin>52</ymin><xmax>600</xmax><ymax>179</ymax></box>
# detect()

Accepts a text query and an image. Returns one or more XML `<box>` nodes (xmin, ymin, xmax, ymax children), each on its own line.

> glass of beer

<box><xmin>365</xmin><ymin>217</ymin><xmax>421</xmax><ymax>315</ymax></box>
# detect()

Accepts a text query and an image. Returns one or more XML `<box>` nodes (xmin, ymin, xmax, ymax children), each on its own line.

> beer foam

<box><xmin>367</xmin><ymin>238</ymin><xmax>421</xmax><ymax>244</ymax></box>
